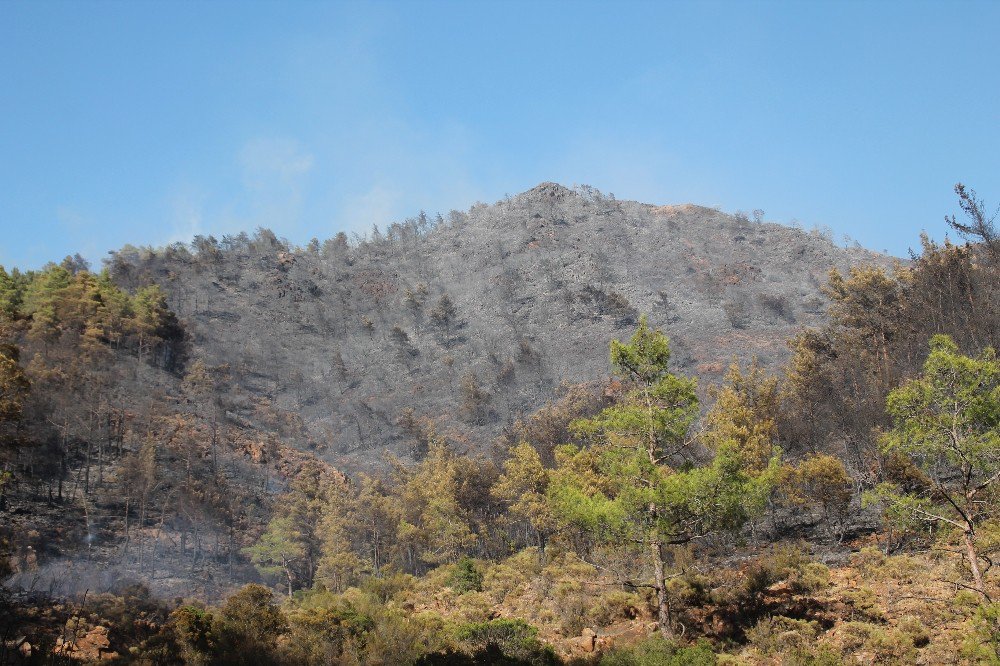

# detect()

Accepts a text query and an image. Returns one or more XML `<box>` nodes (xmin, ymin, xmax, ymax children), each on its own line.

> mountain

<box><xmin>107</xmin><ymin>183</ymin><xmax>887</xmax><ymax>470</ymax></box>
<box><xmin>9</xmin><ymin>183</ymin><xmax>998</xmax><ymax>665</ymax></box>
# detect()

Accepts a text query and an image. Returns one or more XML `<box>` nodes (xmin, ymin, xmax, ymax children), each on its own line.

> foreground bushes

<box><xmin>598</xmin><ymin>637</ymin><xmax>717</xmax><ymax>666</ymax></box>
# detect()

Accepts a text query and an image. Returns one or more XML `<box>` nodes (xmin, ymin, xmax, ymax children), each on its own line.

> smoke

<box><xmin>4</xmin><ymin>554</ymin><xmax>242</xmax><ymax>604</ymax></box>
<box><xmin>5</xmin><ymin>559</ymin><xmax>142</xmax><ymax>601</ymax></box>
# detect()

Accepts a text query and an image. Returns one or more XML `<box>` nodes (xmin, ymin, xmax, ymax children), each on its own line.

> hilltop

<box><xmin>107</xmin><ymin>183</ymin><xmax>887</xmax><ymax>469</ymax></box>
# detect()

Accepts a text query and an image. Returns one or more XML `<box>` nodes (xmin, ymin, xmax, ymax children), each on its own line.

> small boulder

<box><xmin>578</xmin><ymin>627</ymin><xmax>597</xmax><ymax>652</ymax></box>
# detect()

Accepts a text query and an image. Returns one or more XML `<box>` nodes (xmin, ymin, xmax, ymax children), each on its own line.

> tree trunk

<box><xmin>284</xmin><ymin>561</ymin><xmax>294</xmax><ymax>598</ymax></box>
<box><xmin>122</xmin><ymin>496</ymin><xmax>130</xmax><ymax>559</ymax></box>
<box><xmin>650</xmin><ymin>539</ymin><xmax>672</xmax><ymax>638</ymax></box>
<box><xmin>83</xmin><ymin>438</ymin><xmax>94</xmax><ymax>495</ymax></box>
<box><xmin>964</xmin><ymin>529</ymin><xmax>987</xmax><ymax>598</ymax></box>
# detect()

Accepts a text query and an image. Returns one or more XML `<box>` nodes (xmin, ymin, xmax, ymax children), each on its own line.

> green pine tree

<box><xmin>548</xmin><ymin>316</ymin><xmax>777</xmax><ymax>636</ymax></box>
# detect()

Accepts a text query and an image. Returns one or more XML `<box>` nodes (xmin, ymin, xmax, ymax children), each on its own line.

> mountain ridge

<box><xmin>106</xmin><ymin>183</ymin><xmax>890</xmax><ymax>470</ymax></box>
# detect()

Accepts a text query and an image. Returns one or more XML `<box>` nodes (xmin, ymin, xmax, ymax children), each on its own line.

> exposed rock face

<box><xmin>54</xmin><ymin>625</ymin><xmax>118</xmax><ymax>661</ymax></box>
<box><xmin>111</xmin><ymin>183</ymin><xmax>889</xmax><ymax>470</ymax></box>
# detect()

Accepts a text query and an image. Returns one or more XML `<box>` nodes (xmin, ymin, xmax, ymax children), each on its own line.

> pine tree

<box><xmin>869</xmin><ymin>335</ymin><xmax>1000</xmax><ymax>598</ymax></box>
<box><xmin>395</xmin><ymin>437</ymin><xmax>477</xmax><ymax>571</ymax></box>
<box><xmin>702</xmin><ymin>357</ymin><xmax>780</xmax><ymax>472</ymax></box>
<box><xmin>245</xmin><ymin>516</ymin><xmax>306</xmax><ymax>598</ymax></box>
<box><xmin>430</xmin><ymin>294</ymin><xmax>460</xmax><ymax>348</ymax></box>
<box><xmin>547</xmin><ymin>316</ymin><xmax>777</xmax><ymax>636</ymax></box>
<box><xmin>0</xmin><ymin>343</ymin><xmax>29</xmax><ymax>424</ymax></box>
<box><xmin>244</xmin><ymin>463</ymin><xmax>333</xmax><ymax>595</ymax></box>
<box><xmin>492</xmin><ymin>441</ymin><xmax>553</xmax><ymax>551</ymax></box>
<box><xmin>131</xmin><ymin>284</ymin><xmax>170</xmax><ymax>363</ymax></box>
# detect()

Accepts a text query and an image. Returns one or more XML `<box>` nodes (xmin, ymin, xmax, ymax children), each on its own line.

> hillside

<box><xmin>2</xmin><ymin>184</ymin><xmax>999</xmax><ymax>665</ymax></box>
<box><xmin>108</xmin><ymin>183</ymin><xmax>887</xmax><ymax>470</ymax></box>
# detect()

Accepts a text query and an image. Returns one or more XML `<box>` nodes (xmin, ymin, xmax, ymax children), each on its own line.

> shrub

<box><xmin>541</xmin><ymin>552</ymin><xmax>596</xmax><ymax>595</ymax></box>
<box><xmin>556</xmin><ymin>593</ymin><xmax>591</xmax><ymax>637</ymax></box>
<box><xmin>454</xmin><ymin>591</ymin><xmax>493</xmax><ymax>623</ymax></box>
<box><xmin>723</xmin><ymin>298</ymin><xmax>750</xmax><ymax>330</ymax></box>
<box><xmin>219</xmin><ymin>584</ymin><xmax>286</xmax><ymax>650</ymax></box>
<box><xmin>842</xmin><ymin>587</ymin><xmax>885</xmax><ymax>622</ymax></box>
<box><xmin>789</xmin><ymin>562</ymin><xmax>831</xmax><ymax>594</ymax></box>
<box><xmin>962</xmin><ymin>602</ymin><xmax>1000</xmax><ymax>663</ymax></box>
<box><xmin>746</xmin><ymin>615</ymin><xmax>819</xmax><ymax>656</ymax></box>
<box><xmin>866</xmin><ymin>627</ymin><xmax>918</xmax><ymax>664</ymax></box>
<box><xmin>589</xmin><ymin>590</ymin><xmax>642</xmax><ymax>626</ymax></box>
<box><xmin>454</xmin><ymin>619</ymin><xmax>558</xmax><ymax>665</ymax></box>
<box><xmin>599</xmin><ymin>637</ymin><xmax>717</xmax><ymax>666</ymax></box>
<box><xmin>171</xmin><ymin>606</ymin><xmax>218</xmax><ymax>666</ymax></box>
<box><xmin>793</xmin><ymin>644</ymin><xmax>844</xmax><ymax>666</ymax></box>
<box><xmin>714</xmin><ymin>560</ymin><xmax>776</xmax><ymax>615</ymax></box>
<box><xmin>350</xmin><ymin>608</ymin><xmax>449</xmax><ymax>665</ymax></box>
<box><xmin>877</xmin><ymin>555</ymin><xmax>920</xmax><ymax>583</ymax></box>
<box><xmin>780</xmin><ymin>455</ymin><xmax>852</xmax><ymax>525</ymax></box>
<box><xmin>757</xmin><ymin>293</ymin><xmax>794</xmax><ymax>323</ymax></box>
<box><xmin>712</xmin><ymin>546</ymin><xmax>830</xmax><ymax>624</ymax></box>
<box><xmin>953</xmin><ymin>589</ymin><xmax>981</xmax><ymax>609</ymax></box>
<box><xmin>850</xmin><ymin>546</ymin><xmax>887</xmax><ymax>578</ymax></box>
<box><xmin>448</xmin><ymin>557</ymin><xmax>483</xmax><ymax>594</ymax></box>
<box><xmin>282</xmin><ymin>588</ymin><xmax>451</xmax><ymax>665</ymax></box>
<box><xmin>896</xmin><ymin>615</ymin><xmax>930</xmax><ymax>648</ymax></box>
<box><xmin>839</xmin><ymin>622</ymin><xmax>917</xmax><ymax>664</ymax></box>
<box><xmin>838</xmin><ymin>622</ymin><xmax>876</xmax><ymax>652</ymax></box>
<box><xmin>361</xmin><ymin>570</ymin><xmax>416</xmax><ymax>604</ymax></box>
<box><xmin>482</xmin><ymin>563</ymin><xmax>526</xmax><ymax>603</ymax></box>
<box><xmin>282</xmin><ymin>590</ymin><xmax>377</xmax><ymax>664</ymax></box>
<box><xmin>482</xmin><ymin>549</ymin><xmax>543</xmax><ymax>603</ymax></box>
<box><xmin>666</xmin><ymin>571</ymin><xmax>712</xmax><ymax>608</ymax></box>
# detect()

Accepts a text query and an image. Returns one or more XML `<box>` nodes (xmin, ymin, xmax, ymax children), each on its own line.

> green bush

<box><xmin>449</xmin><ymin>557</ymin><xmax>484</xmax><ymax>594</ymax></box>
<box><xmin>666</xmin><ymin>571</ymin><xmax>712</xmax><ymax>608</ymax></box>
<box><xmin>850</xmin><ymin>546</ymin><xmax>887</xmax><ymax>578</ymax></box>
<box><xmin>866</xmin><ymin>627</ymin><xmax>918</xmax><ymax>664</ymax></box>
<box><xmin>842</xmin><ymin>586</ymin><xmax>885</xmax><ymax>622</ymax></box>
<box><xmin>556</xmin><ymin>593</ymin><xmax>591</xmax><ymax>637</ymax></box>
<box><xmin>454</xmin><ymin>619</ymin><xmax>558</xmax><ymax>665</ymax></box>
<box><xmin>789</xmin><ymin>562</ymin><xmax>831</xmax><ymax>594</ymax></box>
<box><xmin>348</xmin><ymin>608</ymin><xmax>450</xmax><ymax>665</ymax></box>
<box><xmin>839</xmin><ymin>622</ymin><xmax>917</xmax><ymax>664</ymax></box>
<box><xmin>454</xmin><ymin>591</ymin><xmax>493</xmax><ymax>623</ymax></box>
<box><xmin>746</xmin><ymin>615</ymin><xmax>819</xmax><ymax>656</ymax></box>
<box><xmin>361</xmin><ymin>570</ymin><xmax>417</xmax><ymax>603</ymax></box>
<box><xmin>482</xmin><ymin>550</ymin><xmax>543</xmax><ymax>603</ymax></box>
<box><xmin>220</xmin><ymin>584</ymin><xmax>287</xmax><ymax>648</ymax></box>
<box><xmin>953</xmin><ymin>589</ymin><xmax>981</xmax><ymax>609</ymax></box>
<box><xmin>712</xmin><ymin>562</ymin><xmax>775</xmax><ymax>615</ymax></box>
<box><xmin>896</xmin><ymin>615</ymin><xmax>930</xmax><ymax>648</ymax></box>
<box><xmin>962</xmin><ymin>602</ymin><xmax>1000</xmax><ymax>663</ymax></box>
<box><xmin>716</xmin><ymin>545</ymin><xmax>811</xmax><ymax>609</ymax></box>
<box><xmin>171</xmin><ymin>586</ymin><xmax>287</xmax><ymax>666</ymax></box>
<box><xmin>282</xmin><ymin>587</ymin><xmax>451</xmax><ymax>665</ymax></box>
<box><xmin>589</xmin><ymin>590</ymin><xmax>641</xmax><ymax>626</ymax></box>
<box><xmin>183</xmin><ymin>584</ymin><xmax>286</xmax><ymax>665</ymax></box>
<box><xmin>171</xmin><ymin>605</ymin><xmax>218</xmax><ymax>666</ymax></box>
<box><xmin>599</xmin><ymin>637</ymin><xmax>717</xmax><ymax>666</ymax></box>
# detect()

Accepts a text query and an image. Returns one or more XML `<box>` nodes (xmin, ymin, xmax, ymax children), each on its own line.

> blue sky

<box><xmin>1</xmin><ymin>0</ymin><xmax>998</xmax><ymax>269</ymax></box>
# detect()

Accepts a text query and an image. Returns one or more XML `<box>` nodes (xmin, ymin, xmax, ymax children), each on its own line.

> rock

<box><xmin>54</xmin><ymin>625</ymin><xmax>118</xmax><ymax>661</ymax></box>
<box><xmin>578</xmin><ymin>628</ymin><xmax>596</xmax><ymax>652</ymax></box>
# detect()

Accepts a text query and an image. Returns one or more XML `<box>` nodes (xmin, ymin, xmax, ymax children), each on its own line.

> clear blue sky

<box><xmin>2</xmin><ymin>0</ymin><xmax>998</xmax><ymax>269</ymax></box>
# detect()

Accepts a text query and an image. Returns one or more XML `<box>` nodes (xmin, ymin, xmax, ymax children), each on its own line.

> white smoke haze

<box><xmin>5</xmin><ymin>555</ymin><xmax>241</xmax><ymax>604</ymax></box>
